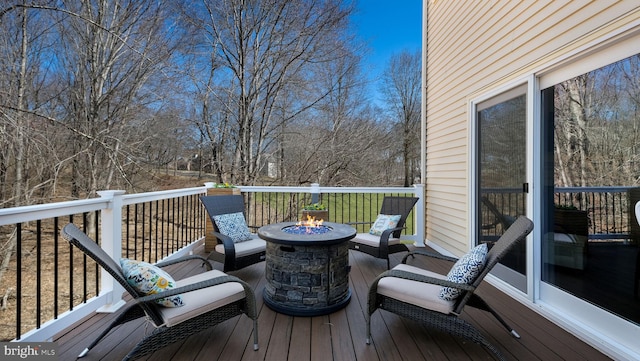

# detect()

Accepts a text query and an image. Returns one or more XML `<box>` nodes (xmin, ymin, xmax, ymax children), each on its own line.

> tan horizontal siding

<box><xmin>424</xmin><ymin>0</ymin><xmax>639</xmax><ymax>254</ymax></box>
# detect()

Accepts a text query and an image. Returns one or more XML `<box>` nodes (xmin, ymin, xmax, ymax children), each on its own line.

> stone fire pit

<box><xmin>258</xmin><ymin>221</ymin><xmax>356</xmax><ymax>316</ymax></box>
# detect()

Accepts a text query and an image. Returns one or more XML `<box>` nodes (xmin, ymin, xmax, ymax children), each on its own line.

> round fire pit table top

<box><xmin>258</xmin><ymin>221</ymin><xmax>356</xmax><ymax>246</ymax></box>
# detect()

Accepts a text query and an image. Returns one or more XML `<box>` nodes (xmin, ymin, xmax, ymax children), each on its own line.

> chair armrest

<box><xmin>378</xmin><ymin>226</ymin><xmax>405</xmax><ymax>245</ymax></box>
<box><xmin>208</xmin><ymin>230</ymin><xmax>238</xmax><ymax>269</ymax></box>
<box><xmin>401</xmin><ymin>249</ymin><xmax>458</xmax><ymax>264</ymax></box>
<box><xmin>156</xmin><ymin>255</ymin><xmax>213</xmax><ymax>271</ymax></box>
<box><xmin>345</xmin><ymin>221</ymin><xmax>374</xmax><ymax>226</ymax></box>
<box><xmin>209</xmin><ymin>230</ymin><xmax>234</xmax><ymax>244</ymax></box>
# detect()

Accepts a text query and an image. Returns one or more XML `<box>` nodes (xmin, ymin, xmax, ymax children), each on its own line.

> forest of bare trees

<box><xmin>0</xmin><ymin>0</ymin><xmax>422</xmax><ymax>210</ymax></box>
<box><xmin>553</xmin><ymin>55</ymin><xmax>640</xmax><ymax>188</ymax></box>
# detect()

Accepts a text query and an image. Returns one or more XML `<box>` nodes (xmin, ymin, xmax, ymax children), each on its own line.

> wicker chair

<box><xmin>61</xmin><ymin>223</ymin><xmax>258</xmax><ymax>361</ymax></box>
<box><xmin>366</xmin><ymin>216</ymin><xmax>534</xmax><ymax>361</ymax></box>
<box><xmin>348</xmin><ymin>196</ymin><xmax>419</xmax><ymax>269</ymax></box>
<box><xmin>200</xmin><ymin>194</ymin><xmax>266</xmax><ymax>272</ymax></box>
<box><xmin>481</xmin><ymin>196</ymin><xmax>516</xmax><ymax>232</ymax></box>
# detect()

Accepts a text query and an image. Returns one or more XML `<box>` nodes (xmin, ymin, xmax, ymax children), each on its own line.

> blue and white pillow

<box><xmin>369</xmin><ymin>214</ymin><xmax>402</xmax><ymax>236</ymax></box>
<box><xmin>439</xmin><ymin>243</ymin><xmax>488</xmax><ymax>301</ymax></box>
<box><xmin>213</xmin><ymin>212</ymin><xmax>253</xmax><ymax>243</ymax></box>
<box><xmin>120</xmin><ymin>258</ymin><xmax>185</xmax><ymax>307</ymax></box>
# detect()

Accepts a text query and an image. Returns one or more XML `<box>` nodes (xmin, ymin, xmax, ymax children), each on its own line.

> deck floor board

<box><xmin>53</xmin><ymin>247</ymin><xmax>612</xmax><ymax>361</ymax></box>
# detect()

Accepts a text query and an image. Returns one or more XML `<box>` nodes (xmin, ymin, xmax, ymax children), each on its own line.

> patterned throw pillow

<box><xmin>213</xmin><ymin>212</ymin><xmax>253</xmax><ymax>243</ymax></box>
<box><xmin>439</xmin><ymin>243</ymin><xmax>488</xmax><ymax>301</ymax></box>
<box><xmin>120</xmin><ymin>258</ymin><xmax>185</xmax><ymax>307</ymax></box>
<box><xmin>369</xmin><ymin>214</ymin><xmax>402</xmax><ymax>236</ymax></box>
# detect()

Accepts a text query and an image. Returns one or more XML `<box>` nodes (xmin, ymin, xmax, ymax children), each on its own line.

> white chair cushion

<box><xmin>351</xmin><ymin>232</ymin><xmax>402</xmax><ymax>247</ymax></box>
<box><xmin>160</xmin><ymin>269</ymin><xmax>245</xmax><ymax>327</ymax></box>
<box><xmin>554</xmin><ymin>233</ymin><xmax>577</xmax><ymax>243</ymax></box>
<box><xmin>214</xmin><ymin>235</ymin><xmax>266</xmax><ymax>257</ymax></box>
<box><xmin>377</xmin><ymin>263</ymin><xmax>455</xmax><ymax>315</ymax></box>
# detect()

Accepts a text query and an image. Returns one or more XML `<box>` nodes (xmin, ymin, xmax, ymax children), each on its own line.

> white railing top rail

<box><xmin>0</xmin><ymin>184</ymin><xmax>422</xmax><ymax>227</ymax></box>
<box><xmin>0</xmin><ymin>198</ymin><xmax>110</xmax><ymax>226</ymax></box>
<box><xmin>239</xmin><ymin>184</ymin><xmax>422</xmax><ymax>194</ymax></box>
<box><xmin>122</xmin><ymin>186</ymin><xmax>207</xmax><ymax>206</ymax></box>
<box><xmin>0</xmin><ymin>187</ymin><xmax>210</xmax><ymax>227</ymax></box>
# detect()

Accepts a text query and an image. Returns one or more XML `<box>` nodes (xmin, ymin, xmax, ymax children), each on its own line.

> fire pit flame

<box><xmin>296</xmin><ymin>215</ymin><xmax>324</xmax><ymax>230</ymax></box>
<box><xmin>282</xmin><ymin>216</ymin><xmax>331</xmax><ymax>235</ymax></box>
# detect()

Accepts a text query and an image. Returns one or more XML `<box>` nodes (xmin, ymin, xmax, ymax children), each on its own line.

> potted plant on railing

<box><xmin>551</xmin><ymin>203</ymin><xmax>590</xmax><ymax>269</ymax></box>
<box><xmin>204</xmin><ymin>182</ymin><xmax>240</xmax><ymax>196</ymax></box>
<box><xmin>554</xmin><ymin>204</ymin><xmax>589</xmax><ymax>236</ymax></box>
<box><xmin>301</xmin><ymin>202</ymin><xmax>328</xmax><ymax>222</ymax></box>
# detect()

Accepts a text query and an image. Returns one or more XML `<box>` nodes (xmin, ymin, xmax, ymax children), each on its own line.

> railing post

<box><xmin>311</xmin><ymin>183</ymin><xmax>320</xmax><ymax>204</ymax></box>
<box><xmin>96</xmin><ymin>190</ymin><xmax>127</xmax><ymax>313</ymax></box>
<box><xmin>413</xmin><ymin>184</ymin><xmax>426</xmax><ymax>247</ymax></box>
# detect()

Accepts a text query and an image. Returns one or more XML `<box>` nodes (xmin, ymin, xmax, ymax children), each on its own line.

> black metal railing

<box><xmin>554</xmin><ymin>186</ymin><xmax>633</xmax><ymax>240</ymax></box>
<box><xmin>2</xmin><ymin>211</ymin><xmax>102</xmax><ymax>342</ymax></box>
<box><xmin>243</xmin><ymin>190</ymin><xmax>418</xmax><ymax>234</ymax></box>
<box><xmin>482</xmin><ymin>186</ymin><xmax>637</xmax><ymax>241</ymax></box>
<box><xmin>0</xmin><ymin>189</ymin><xmax>207</xmax><ymax>342</ymax></box>
<box><xmin>122</xmin><ymin>193</ymin><xmax>205</xmax><ymax>263</ymax></box>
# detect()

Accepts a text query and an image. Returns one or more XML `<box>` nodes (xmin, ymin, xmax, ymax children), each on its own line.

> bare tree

<box><xmin>275</xmin><ymin>47</ymin><xmax>390</xmax><ymax>186</ymax></box>
<box><xmin>182</xmin><ymin>0</ymin><xmax>357</xmax><ymax>185</ymax></box>
<box><xmin>380</xmin><ymin>50</ymin><xmax>421</xmax><ymax>186</ymax></box>
<box><xmin>50</xmin><ymin>0</ymin><xmax>186</xmax><ymax>196</ymax></box>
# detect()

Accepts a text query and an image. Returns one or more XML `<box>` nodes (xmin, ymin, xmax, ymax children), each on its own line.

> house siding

<box><xmin>424</xmin><ymin>0</ymin><xmax>640</xmax><ymax>255</ymax></box>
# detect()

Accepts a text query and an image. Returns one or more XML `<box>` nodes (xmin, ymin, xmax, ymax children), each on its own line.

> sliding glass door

<box><xmin>476</xmin><ymin>85</ymin><xmax>528</xmax><ymax>291</ymax></box>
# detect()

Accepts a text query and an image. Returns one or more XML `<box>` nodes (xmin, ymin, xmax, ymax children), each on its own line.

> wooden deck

<box><xmin>53</xmin><ymin>247</ymin><xmax>612</xmax><ymax>361</ymax></box>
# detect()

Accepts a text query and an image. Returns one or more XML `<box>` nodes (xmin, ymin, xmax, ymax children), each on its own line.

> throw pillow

<box><xmin>369</xmin><ymin>214</ymin><xmax>402</xmax><ymax>236</ymax></box>
<box><xmin>213</xmin><ymin>212</ymin><xmax>253</xmax><ymax>243</ymax></box>
<box><xmin>120</xmin><ymin>258</ymin><xmax>185</xmax><ymax>307</ymax></box>
<box><xmin>439</xmin><ymin>243</ymin><xmax>488</xmax><ymax>301</ymax></box>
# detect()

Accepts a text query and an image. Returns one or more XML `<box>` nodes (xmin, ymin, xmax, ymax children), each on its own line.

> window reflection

<box><xmin>542</xmin><ymin>54</ymin><xmax>640</xmax><ymax>325</ymax></box>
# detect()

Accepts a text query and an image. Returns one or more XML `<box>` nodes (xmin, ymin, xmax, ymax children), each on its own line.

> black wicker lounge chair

<box><xmin>200</xmin><ymin>194</ymin><xmax>266</xmax><ymax>272</ymax></box>
<box><xmin>481</xmin><ymin>196</ymin><xmax>517</xmax><ymax>232</ymax></box>
<box><xmin>61</xmin><ymin>223</ymin><xmax>258</xmax><ymax>361</ymax></box>
<box><xmin>348</xmin><ymin>196</ymin><xmax>419</xmax><ymax>269</ymax></box>
<box><xmin>366</xmin><ymin>216</ymin><xmax>534</xmax><ymax>361</ymax></box>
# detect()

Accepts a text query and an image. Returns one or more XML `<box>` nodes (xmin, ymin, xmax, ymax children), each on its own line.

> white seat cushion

<box><xmin>351</xmin><ymin>232</ymin><xmax>402</xmax><ymax>247</ymax></box>
<box><xmin>214</xmin><ymin>235</ymin><xmax>266</xmax><ymax>257</ymax></box>
<box><xmin>377</xmin><ymin>264</ymin><xmax>455</xmax><ymax>315</ymax></box>
<box><xmin>160</xmin><ymin>269</ymin><xmax>245</xmax><ymax>327</ymax></box>
<box><xmin>554</xmin><ymin>233</ymin><xmax>577</xmax><ymax>243</ymax></box>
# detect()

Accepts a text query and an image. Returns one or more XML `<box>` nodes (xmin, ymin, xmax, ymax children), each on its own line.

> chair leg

<box><xmin>79</xmin><ymin>305</ymin><xmax>145</xmax><ymax>358</ymax></box>
<box><xmin>253</xmin><ymin>319</ymin><xmax>259</xmax><ymax>350</ymax></box>
<box><xmin>468</xmin><ymin>294</ymin><xmax>520</xmax><ymax>338</ymax></box>
<box><xmin>365</xmin><ymin>313</ymin><xmax>372</xmax><ymax>344</ymax></box>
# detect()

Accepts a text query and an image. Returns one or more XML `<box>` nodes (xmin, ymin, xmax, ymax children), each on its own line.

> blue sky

<box><xmin>351</xmin><ymin>0</ymin><xmax>423</xmax><ymax>103</ymax></box>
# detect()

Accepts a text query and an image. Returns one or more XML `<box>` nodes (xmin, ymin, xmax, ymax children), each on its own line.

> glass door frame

<box><xmin>469</xmin><ymin>75</ymin><xmax>537</xmax><ymax>301</ymax></box>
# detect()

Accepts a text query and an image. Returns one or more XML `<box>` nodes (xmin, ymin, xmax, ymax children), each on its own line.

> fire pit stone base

<box><xmin>263</xmin><ymin>236</ymin><xmax>351</xmax><ymax>316</ymax></box>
